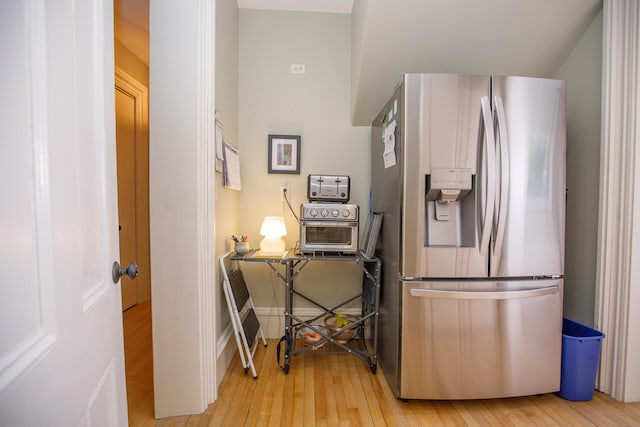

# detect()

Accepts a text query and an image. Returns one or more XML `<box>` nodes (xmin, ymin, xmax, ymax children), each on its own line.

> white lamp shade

<box><xmin>259</xmin><ymin>216</ymin><xmax>287</xmax><ymax>255</ymax></box>
<box><xmin>259</xmin><ymin>216</ymin><xmax>287</xmax><ymax>237</ymax></box>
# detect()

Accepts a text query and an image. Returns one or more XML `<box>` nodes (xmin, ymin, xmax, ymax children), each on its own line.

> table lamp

<box><xmin>259</xmin><ymin>216</ymin><xmax>287</xmax><ymax>255</ymax></box>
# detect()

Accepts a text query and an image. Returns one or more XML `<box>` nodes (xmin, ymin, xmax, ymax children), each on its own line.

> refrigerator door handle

<box><xmin>409</xmin><ymin>285</ymin><xmax>560</xmax><ymax>300</ymax></box>
<box><xmin>478</xmin><ymin>96</ymin><xmax>496</xmax><ymax>256</ymax></box>
<box><xmin>492</xmin><ymin>96</ymin><xmax>510</xmax><ymax>264</ymax></box>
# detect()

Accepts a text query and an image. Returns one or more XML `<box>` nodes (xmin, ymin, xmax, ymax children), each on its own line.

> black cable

<box><xmin>283</xmin><ymin>188</ymin><xmax>300</xmax><ymax>223</ymax></box>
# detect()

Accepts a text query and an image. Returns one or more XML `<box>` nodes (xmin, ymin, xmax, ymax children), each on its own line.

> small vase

<box><xmin>234</xmin><ymin>241</ymin><xmax>250</xmax><ymax>254</ymax></box>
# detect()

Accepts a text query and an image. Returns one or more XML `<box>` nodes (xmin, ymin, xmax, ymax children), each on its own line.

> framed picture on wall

<box><xmin>268</xmin><ymin>135</ymin><xmax>301</xmax><ymax>174</ymax></box>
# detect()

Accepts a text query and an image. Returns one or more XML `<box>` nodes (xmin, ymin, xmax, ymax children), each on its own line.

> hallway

<box><xmin>124</xmin><ymin>302</ymin><xmax>155</xmax><ymax>426</ymax></box>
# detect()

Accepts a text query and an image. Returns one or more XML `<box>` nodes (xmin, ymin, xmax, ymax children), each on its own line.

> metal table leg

<box><xmin>283</xmin><ymin>259</ymin><xmax>293</xmax><ymax>373</ymax></box>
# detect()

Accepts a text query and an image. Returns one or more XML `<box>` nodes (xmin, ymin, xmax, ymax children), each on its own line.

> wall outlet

<box><xmin>280</xmin><ymin>185</ymin><xmax>289</xmax><ymax>202</ymax></box>
<box><xmin>290</xmin><ymin>64</ymin><xmax>305</xmax><ymax>74</ymax></box>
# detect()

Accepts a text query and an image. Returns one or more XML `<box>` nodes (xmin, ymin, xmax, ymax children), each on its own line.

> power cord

<box><xmin>282</xmin><ymin>187</ymin><xmax>299</xmax><ymax>223</ymax></box>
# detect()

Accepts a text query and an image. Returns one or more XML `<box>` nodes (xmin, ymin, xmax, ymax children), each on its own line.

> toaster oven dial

<box><xmin>332</xmin><ymin>209</ymin><xmax>339</xmax><ymax>217</ymax></box>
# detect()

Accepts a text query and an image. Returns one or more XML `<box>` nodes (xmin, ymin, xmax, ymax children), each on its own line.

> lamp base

<box><xmin>259</xmin><ymin>236</ymin><xmax>286</xmax><ymax>256</ymax></box>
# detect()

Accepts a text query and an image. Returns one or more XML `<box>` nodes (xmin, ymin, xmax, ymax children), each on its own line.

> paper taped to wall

<box><xmin>223</xmin><ymin>140</ymin><xmax>241</xmax><ymax>190</ymax></box>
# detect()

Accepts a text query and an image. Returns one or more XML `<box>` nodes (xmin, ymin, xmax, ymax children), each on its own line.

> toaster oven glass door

<box><xmin>300</xmin><ymin>221</ymin><xmax>358</xmax><ymax>252</ymax></box>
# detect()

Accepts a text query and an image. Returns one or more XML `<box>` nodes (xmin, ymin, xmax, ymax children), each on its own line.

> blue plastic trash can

<box><xmin>557</xmin><ymin>318</ymin><xmax>605</xmax><ymax>401</ymax></box>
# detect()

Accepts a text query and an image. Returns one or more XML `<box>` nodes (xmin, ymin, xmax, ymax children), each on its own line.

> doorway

<box><xmin>115</xmin><ymin>68</ymin><xmax>153</xmax><ymax>424</ymax></box>
<box><xmin>114</xmin><ymin>69</ymin><xmax>150</xmax><ymax>310</ymax></box>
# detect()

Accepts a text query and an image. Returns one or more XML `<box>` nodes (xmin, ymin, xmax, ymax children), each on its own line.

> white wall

<box><xmin>237</xmin><ymin>10</ymin><xmax>370</xmax><ymax>322</ymax></box>
<box><xmin>555</xmin><ymin>11</ymin><xmax>603</xmax><ymax>326</ymax></box>
<box><xmin>214</xmin><ymin>0</ymin><xmax>240</xmax><ymax>381</ymax></box>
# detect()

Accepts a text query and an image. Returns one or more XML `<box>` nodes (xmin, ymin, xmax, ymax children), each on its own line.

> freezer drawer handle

<box><xmin>409</xmin><ymin>285</ymin><xmax>559</xmax><ymax>300</ymax></box>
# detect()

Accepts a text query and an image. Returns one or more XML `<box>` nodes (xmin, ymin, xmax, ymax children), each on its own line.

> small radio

<box><xmin>307</xmin><ymin>175</ymin><xmax>350</xmax><ymax>203</ymax></box>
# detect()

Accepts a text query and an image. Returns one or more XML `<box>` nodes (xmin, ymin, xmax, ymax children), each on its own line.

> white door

<box><xmin>0</xmin><ymin>1</ymin><xmax>128</xmax><ymax>426</ymax></box>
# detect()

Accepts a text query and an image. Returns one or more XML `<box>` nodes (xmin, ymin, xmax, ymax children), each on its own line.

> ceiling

<box><xmin>114</xmin><ymin>0</ymin><xmax>149</xmax><ymax>64</ymax></box>
<box><xmin>114</xmin><ymin>0</ymin><xmax>602</xmax><ymax>125</ymax></box>
<box><xmin>236</xmin><ymin>0</ymin><xmax>354</xmax><ymax>14</ymax></box>
<box><xmin>350</xmin><ymin>0</ymin><xmax>602</xmax><ymax>124</ymax></box>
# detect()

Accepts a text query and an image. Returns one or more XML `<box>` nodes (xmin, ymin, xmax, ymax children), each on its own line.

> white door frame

<box><xmin>595</xmin><ymin>0</ymin><xmax>640</xmax><ymax>403</ymax></box>
<box><xmin>149</xmin><ymin>0</ymin><xmax>217</xmax><ymax>417</ymax></box>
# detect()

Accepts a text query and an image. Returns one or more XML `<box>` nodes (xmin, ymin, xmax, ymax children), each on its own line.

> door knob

<box><xmin>112</xmin><ymin>261</ymin><xmax>139</xmax><ymax>283</ymax></box>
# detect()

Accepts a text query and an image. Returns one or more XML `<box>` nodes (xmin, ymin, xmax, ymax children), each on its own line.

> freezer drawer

<box><xmin>400</xmin><ymin>279</ymin><xmax>562</xmax><ymax>399</ymax></box>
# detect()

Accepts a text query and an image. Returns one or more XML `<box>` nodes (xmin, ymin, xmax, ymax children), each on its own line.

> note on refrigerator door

<box><xmin>383</xmin><ymin>120</ymin><xmax>397</xmax><ymax>168</ymax></box>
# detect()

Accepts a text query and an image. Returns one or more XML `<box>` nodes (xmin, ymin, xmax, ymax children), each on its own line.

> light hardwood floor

<box><xmin>124</xmin><ymin>302</ymin><xmax>640</xmax><ymax>426</ymax></box>
<box><xmin>123</xmin><ymin>301</ymin><xmax>155</xmax><ymax>426</ymax></box>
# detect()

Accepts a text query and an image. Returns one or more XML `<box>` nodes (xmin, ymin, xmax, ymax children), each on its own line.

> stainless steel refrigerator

<box><xmin>371</xmin><ymin>74</ymin><xmax>566</xmax><ymax>400</ymax></box>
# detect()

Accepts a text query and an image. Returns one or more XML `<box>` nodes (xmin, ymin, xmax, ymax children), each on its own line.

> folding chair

<box><xmin>220</xmin><ymin>251</ymin><xmax>267</xmax><ymax>378</ymax></box>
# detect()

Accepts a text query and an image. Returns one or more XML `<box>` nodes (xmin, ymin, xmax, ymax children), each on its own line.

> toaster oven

<box><xmin>299</xmin><ymin>203</ymin><xmax>359</xmax><ymax>253</ymax></box>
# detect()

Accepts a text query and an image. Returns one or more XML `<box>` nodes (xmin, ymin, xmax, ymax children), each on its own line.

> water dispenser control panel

<box><xmin>426</xmin><ymin>168</ymin><xmax>473</xmax><ymax>203</ymax></box>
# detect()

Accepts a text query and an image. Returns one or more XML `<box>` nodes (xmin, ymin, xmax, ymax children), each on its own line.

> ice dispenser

<box><xmin>425</xmin><ymin>168</ymin><xmax>475</xmax><ymax>247</ymax></box>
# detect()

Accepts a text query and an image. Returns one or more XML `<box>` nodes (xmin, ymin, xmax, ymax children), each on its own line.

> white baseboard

<box><xmin>215</xmin><ymin>323</ymin><xmax>237</xmax><ymax>387</ymax></box>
